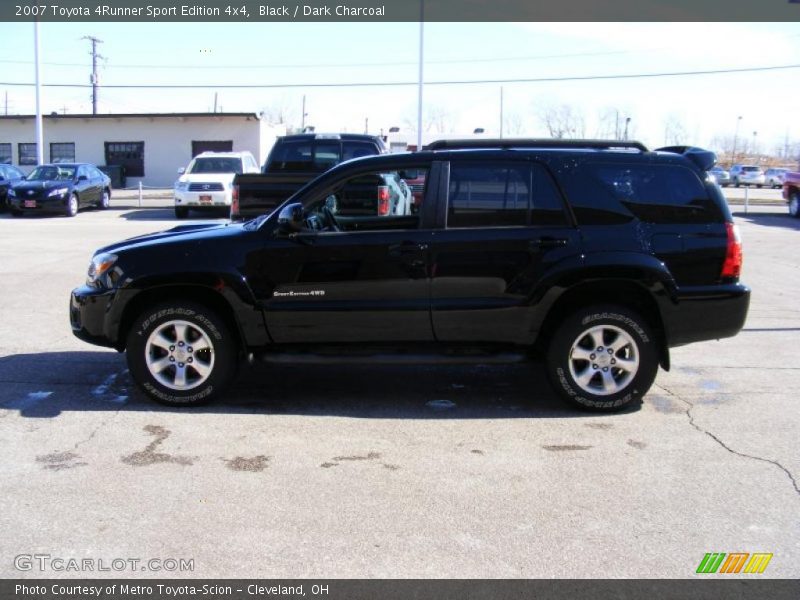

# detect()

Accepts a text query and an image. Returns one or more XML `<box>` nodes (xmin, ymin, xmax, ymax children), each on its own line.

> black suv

<box><xmin>70</xmin><ymin>140</ymin><xmax>750</xmax><ymax>411</ymax></box>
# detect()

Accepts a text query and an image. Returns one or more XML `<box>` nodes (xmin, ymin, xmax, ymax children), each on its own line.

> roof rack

<box><xmin>424</xmin><ymin>138</ymin><xmax>649</xmax><ymax>152</ymax></box>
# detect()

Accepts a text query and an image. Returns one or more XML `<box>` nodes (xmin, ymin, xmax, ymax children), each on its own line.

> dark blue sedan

<box><xmin>0</xmin><ymin>164</ymin><xmax>26</xmax><ymax>212</ymax></box>
<box><xmin>8</xmin><ymin>163</ymin><xmax>111</xmax><ymax>217</ymax></box>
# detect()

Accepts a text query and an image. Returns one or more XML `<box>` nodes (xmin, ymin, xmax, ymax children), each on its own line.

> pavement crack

<box><xmin>655</xmin><ymin>383</ymin><xmax>800</xmax><ymax>499</ymax></box>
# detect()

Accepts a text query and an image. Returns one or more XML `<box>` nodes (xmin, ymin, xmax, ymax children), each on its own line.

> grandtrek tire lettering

<box><xmin>547</xmin><ymin>305</ymin><xmax>658</xmax><ymax>412</ymax></box>
<box><xmin>126</xmin><ymin>303</ymin><xmax>236</xmax><ymax>406</ymax></box>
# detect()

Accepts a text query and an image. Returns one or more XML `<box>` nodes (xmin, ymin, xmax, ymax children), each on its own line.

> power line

<box><xmin>1</xmin><ymin>63</ymin><xmax>798</xmax><ymax>89</ymax></box>
<box><xmin>0</xmin><ymin>48</ymin><xmax>646</xmax><ymax>70</ymax></box>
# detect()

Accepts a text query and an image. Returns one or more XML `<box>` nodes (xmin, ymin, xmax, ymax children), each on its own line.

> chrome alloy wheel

<box><xmin>568</xmin><ymin>324</ymin><xmax>640</xmax><ymax>396</ymax></box>
<box><xmin>144</xmin><ymin>320</ymin><xmax>215</xmax><ymax>391</ymax></box>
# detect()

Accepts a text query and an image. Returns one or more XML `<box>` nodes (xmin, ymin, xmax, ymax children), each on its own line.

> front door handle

<box><xmin>529</xmin><ymin>237</ymin><xmax>568</xmax><ymax>250</ymax></box>
<box><xmin>389</xmin><ymin>242</ymin><xmax>428</xmax><ymax>257</ymax></box>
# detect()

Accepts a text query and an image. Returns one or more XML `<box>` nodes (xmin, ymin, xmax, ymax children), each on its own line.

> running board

<box><xmin>256</xmin><ymin>350</ymin><xmax>528</xmax><ymax>366</ymax></box>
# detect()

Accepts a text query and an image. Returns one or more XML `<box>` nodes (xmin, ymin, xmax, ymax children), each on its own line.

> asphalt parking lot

<box><xmin>0</xmin><ymin>202</ymin><xmax>798</xmax><ymax>579</ymax></box>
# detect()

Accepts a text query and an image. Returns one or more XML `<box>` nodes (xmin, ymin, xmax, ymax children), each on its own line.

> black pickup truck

<box><xmin>70</xmin><ymin>139</ymin><xmax>750</xmax><ymax>412</ymax></box>
<box><xmin>231</xmin><ymin>132</ymin><xmax>387</xmax><ymax>220</ymax></box>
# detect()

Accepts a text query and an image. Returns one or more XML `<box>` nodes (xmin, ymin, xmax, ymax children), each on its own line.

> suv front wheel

<box><xmin>126</xmin><ymin>302</ymin><xmax>238</xmax><ymax>406</ymax></box>
<box><xmin>546</xmin><ymin>306</ymin><xmax>659</xmax><ymax>412</ymax></box>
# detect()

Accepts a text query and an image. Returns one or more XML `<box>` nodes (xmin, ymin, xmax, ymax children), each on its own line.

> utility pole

<box><xmin>301</xmin><ymin>95</ymin><xmax>306</xmax><ymax>130</ymax></box>
<box><xmin>4</xmin><ymin>91</ymin><xmax>7</xmax><ymax>116</ymax></box>
<box><xmin>364</xmin><ymin>117</ymin><xmax>368</xmax><ymax>134</ymax></box>
<box><xmin>82</xmin><ymin>35</ymin><xmax>103</xmax><ymax>115</ymax></box>
<box><xmin>213</xmin><ymin>92</ymin><xmax>218</xmax><ymax>113</ymax></box>
<box><xmin>499</xmin><ymin>86</ymin><xmax>504</xmax><ymax>139</ymax></box>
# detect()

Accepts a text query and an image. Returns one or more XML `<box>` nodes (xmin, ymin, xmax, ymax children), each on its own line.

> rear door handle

<box><xmin>529</xmin><ymin>237</ymin><xmax>568</xmax><ymax>250</ymax></box>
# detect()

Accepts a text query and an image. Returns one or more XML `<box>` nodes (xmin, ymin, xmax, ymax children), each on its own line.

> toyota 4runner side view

<box><xmin>70</xmin><ymin>139</ymin><xmax>750</xmax><ymax>412</ymax></box>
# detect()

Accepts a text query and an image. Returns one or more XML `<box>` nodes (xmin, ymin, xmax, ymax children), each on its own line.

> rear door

<box><xmin>429</xmin><ymin>158</ymin><xmax>580</xmax><ymax>344</ymax></box>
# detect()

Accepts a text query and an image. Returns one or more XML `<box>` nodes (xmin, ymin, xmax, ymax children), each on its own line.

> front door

<box><xmin>253</xmin><ymin>162</ymin><xmax>438</xmax><ymax>344</ymax></box>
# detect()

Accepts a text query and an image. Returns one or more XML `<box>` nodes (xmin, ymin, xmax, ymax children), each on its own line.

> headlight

<box><xmin>87</xmin><ymin>253</ymin><xmax>118</xmax><ymax>285</ymax></box>
<box><xmin>175</xmin><ymin>181</ymin><xmax>189</xmax><ymax>191</ymax></box>
<box><xmin>48</xmin><ymin>187</ymin><xmax>69</xmax><ymax>197</ymax></box>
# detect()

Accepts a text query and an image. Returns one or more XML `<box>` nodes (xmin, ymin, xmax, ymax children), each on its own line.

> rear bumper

<box><xmin>175</xmin><ymin>190</ymin><xmax>231</xmax><ymax>207</ymax></box>
<box><xmin>70</xmin><ymin>286</ymin><xmax>118</xmax><ymax>349</ymax></box>
<box><xmin>663</xmin><ymin>283</ymin><xmax>750</xmax><ymax>347</ymax></box>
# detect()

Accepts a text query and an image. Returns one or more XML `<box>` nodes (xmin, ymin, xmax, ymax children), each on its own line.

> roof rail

<box><xmin>424</xmin><ymin>138</ymin><xmax>649</xmax><ymax>152</ymax></box>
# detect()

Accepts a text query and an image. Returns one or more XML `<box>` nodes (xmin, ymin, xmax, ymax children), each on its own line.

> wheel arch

<box><xmin>115</xmin><ymin>284</ymin><xmax>246</xmax><ymax>354</ymax></box>
<box><xmin>534</xmin><ymin>279</ymin><xmax>670</xmax><ymax>371</ymax></box>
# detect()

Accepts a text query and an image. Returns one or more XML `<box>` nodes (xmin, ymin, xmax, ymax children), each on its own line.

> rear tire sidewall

<box><xmin>126</xmin><ymin>303</ymin><xmax>237</xmax><ymax>406</ymax></box>
<box><xmin>99</xmin><ymin>189</ymin><xmax>110</xmax><ymax>209</ymax></box>
<box><xmin>175</xmin><ymin>206</ymin><xmax>188</xmax><ymax>219</ymax></box>
<box><xmin>546</xmin><ymin>306</ymin><xmax>659</xmax><ymax>412</ymax></box>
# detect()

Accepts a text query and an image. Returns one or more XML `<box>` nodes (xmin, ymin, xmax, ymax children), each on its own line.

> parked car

<box><xmin>708</xmin><ymin>166</ymin><xmax>731</xmax><ymax>187</ymax></box>
<box><xmin>174</xmin><ymin>151</ymin><xmax>260</xmax><ymax>219</ymax></box>
<box><xmin>7</xmin><ymin>163</ymin><xmax>111</xmax><ymax>217</ymax></box>
<box><xmin>70</xmin><ymin>139</ymin><xmax>749</xmax><ymax>412</ymax></box>
<box><xmin>729</xmin><ymin>164</ymin><xmax>765</xmax><ymax>188</ymax></box>
<box><xmin>0</xmin><ymin>164</ymin><xmax>26</xmax><ymax>211</ymax></box>
<box><xmin>231</xmin><ymin>133</ymin><xmax>388</xmax><ymax>220</ymax></box>
<box><xmin>764</xmin><ymin>168</ymin><xmax>789</xmax><ymax>189</ymax></box>
<box><xmin>782</xmin><ymin>171</ymin><xmax>800</xmax><ymax>218</ymax></box>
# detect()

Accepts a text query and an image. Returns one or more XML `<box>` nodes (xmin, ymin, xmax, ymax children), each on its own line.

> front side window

<box><xmin>303</xmin><ymin>166</ymin><xmax>429</xmax><ymax>232</ymax></box>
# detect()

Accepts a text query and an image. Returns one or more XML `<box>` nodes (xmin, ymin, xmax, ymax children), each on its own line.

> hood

<box><xmin>176</xmin><ymin>172</ymin><xmax>237</xmax><ymax>185</ymax></box>
<box><xmin>12</xmin><ymin>180</ymin><xmax>70</xmax><ymax>192</ymax></box>
<box><xmin>96</xmin><ymin>221</ymin><xmax>245</xmax><ymax>256</ymax></box>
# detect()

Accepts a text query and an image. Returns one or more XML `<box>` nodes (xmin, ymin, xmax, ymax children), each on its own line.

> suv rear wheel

<box><xmin>546</xmin><ymin>305</ymin><xmax>659</xmax><ymax>412</ymax></box>
<box><xmin>126</xmin><ymin>302</ymin><xmax>238</xmax><ymax>406</ymax></box>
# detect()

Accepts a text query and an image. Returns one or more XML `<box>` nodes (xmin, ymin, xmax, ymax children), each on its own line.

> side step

<box><xmin>255</xmin><ymin>349</ymin><xmax>529</xmax><ymax>366</ymax></box>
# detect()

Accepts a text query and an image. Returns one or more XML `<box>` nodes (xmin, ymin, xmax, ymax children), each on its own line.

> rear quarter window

<box><xmin>567</xmin><ymin>162</ymin><xmax>720</xmax><ymax>225</ymax></box>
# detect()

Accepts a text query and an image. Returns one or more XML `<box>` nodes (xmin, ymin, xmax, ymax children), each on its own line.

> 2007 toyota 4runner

<box><xmin>70</xmin><ymin>139</ymin><xmax>750</xmax><ymax>412</ymax></box>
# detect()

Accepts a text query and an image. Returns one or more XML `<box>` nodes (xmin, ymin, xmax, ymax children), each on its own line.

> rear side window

<box><xmin>447</xmin><ymin>162</ymin><xmax>567</xmax><ymax>228</ymax></box>
<box><xmin>573</xmin><ymin>162</ymin><xmax>717</xmax><ymax>224</ymax></box>
<box><xmin>342</xmin><ymin>141</ymin><xmax>379</xmax><ymax>161</ymax></box>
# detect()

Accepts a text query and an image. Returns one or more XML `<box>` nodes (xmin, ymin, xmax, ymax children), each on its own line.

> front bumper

<box><xmin>175</xmin><ymin>190</ymin><xmax>232</xmax><ymax>207</ymax></box>
<box><xmin>70</xmin><ymin>285</ymin><xmax>118</xmax><ymax>349</ymax></box>
<box><xmin>663</xmin><ymin>283</ymin><xmax>751</xmax><ymax>347</ymax></box>
<box><xmin>9</xmin><ymin>194</ymin><xmax>69</xmax><ymax>212</ymax></box>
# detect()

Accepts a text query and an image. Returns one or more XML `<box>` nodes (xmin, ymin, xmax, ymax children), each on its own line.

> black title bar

<box><xmin>3</xmin><ymin>0</ymin><xmax>800</xmax><ymax>22</ymax></box>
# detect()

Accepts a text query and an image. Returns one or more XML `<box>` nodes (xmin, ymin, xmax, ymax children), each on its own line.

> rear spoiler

<box><xmin>655</xmin><ymin>145</ymin><xmax>717</xmax><ymax>171</ymax></box>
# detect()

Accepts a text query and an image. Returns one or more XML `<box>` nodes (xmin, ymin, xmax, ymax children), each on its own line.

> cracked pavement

<box><xmin>0</xmin><ymin>206</ymin><xmax>798</xmax><ymax>578</ymax></box>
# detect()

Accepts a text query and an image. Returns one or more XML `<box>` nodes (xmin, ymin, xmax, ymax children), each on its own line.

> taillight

<box><xmin>377</xmin><ymin>186</ymin><xmax>390</xmax><ymax>216</ymax></box>
<box><xmin>231</xmin><ymin>184</ymin><xmax>239</xmax><ymax>218</ymax></box>
<box><xmin>721</xmin><ymin>222</ymin><xmax>743</xmax><ymax>279</ymax></box>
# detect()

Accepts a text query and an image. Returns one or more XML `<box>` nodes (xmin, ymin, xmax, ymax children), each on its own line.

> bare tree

<box><xmin>537</xmin><ymin>103</ymin><xmax>586</xmax><ymax>139</ymax></box>
<box><xmin>402</xmin><ymin>104</ymin><xmax>457</xmax><ymax>137</ymax></box>
<box><xmin>261</xmin><ymin>96</ymin><xmax>297</xmax><ymax>130</ymax></box>
<box><xmin>502</xmin><ymin>112</ymin><xmax>526</xmax><ymax>136</ymax></box>
<box><xmin>663</xmin><ymin>113</ymin><xmax>689</xmax><ymax>146</ymax></box>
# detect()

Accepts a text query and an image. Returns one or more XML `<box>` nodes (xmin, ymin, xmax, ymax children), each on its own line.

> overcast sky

<box><xmin>1</xmin><ymin>21</ymin><xmax>799</xmax><ymax>154</ymax></box>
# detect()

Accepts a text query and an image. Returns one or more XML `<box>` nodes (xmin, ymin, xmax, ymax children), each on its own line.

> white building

<box><xmin>0</xmin><ymin>112</ymin><xmax>285</xmax><ymax>187</ymax></box>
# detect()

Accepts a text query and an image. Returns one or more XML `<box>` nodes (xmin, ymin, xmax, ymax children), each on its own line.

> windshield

<box><xmin>189</xmin><ymin>157</ymin><xmax>242</xmax><ymax>174</ymax></box>
<box><xmin>26</xmin><ymin>165</ymin><xmax>76</xmax><ymax>181</ymax></box>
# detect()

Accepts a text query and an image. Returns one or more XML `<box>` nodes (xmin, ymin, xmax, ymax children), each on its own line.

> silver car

<box><xmin>764</xmin><ymin>168</ymin><xmax>789</xmax><ymax>189</ymax></box>
<box><xmin>729</xmin><ymin>165</ymin><xmax>765</xmax><ymax>188</ymax></box>
<box><xmin>708</xmin><ymin>166</ymin><xmax>731</xmax><ymax>187</ymax></box>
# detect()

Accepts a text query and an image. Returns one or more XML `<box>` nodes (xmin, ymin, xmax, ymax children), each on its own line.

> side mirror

<box><xmin>177</xmin><ymin>167</ymin><xmax>185</xmax><ymax>174</ymax></box>
<box><xmin>277</xmin><ymin>202</ymin><xmax>305</xmax><ymax>233</ymax></box>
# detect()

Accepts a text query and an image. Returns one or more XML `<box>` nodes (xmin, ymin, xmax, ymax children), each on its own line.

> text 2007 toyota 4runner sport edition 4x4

<box><xmin>70</xmin><ymin>139</ymin><xmax>750</xmax><ymax>412</ymax></box>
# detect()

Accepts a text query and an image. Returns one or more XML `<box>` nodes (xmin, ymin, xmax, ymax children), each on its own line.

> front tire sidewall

<box><xmin>66</xmin><ymin>194</ymin><xmax>78</xmax><ymax>217</ymax></box>
<box><xmin>126</xmin><ymin>304</ymin><xmax>237</xmax><ymax>406</ymax></box>
<box><xmin>547</xmin><ymin>307</ymin><xmax>659</xmax><ymax>412</ymax></box>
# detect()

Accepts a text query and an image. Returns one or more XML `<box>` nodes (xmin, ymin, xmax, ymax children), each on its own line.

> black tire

<box><xmin>175</xmin><ymin>206</ymin><xmax>189</xmax><ymax>219</ymax></box>
<box><xmin>756</xmin><ymin>184</ymin><xmax>762</xmax><ymax>189</ymax></box>
<box><xmin>66</xmin><ymin>193</ymin><xmax>78</xmax><ymax>217</ymax></box>
<box><xmin>97</xmin><ymin>188</ymin><xmax>110</xmax><ymax>209</ymax></box>
<box><xmin>10</xmin><ymin>209</ymin><xmax>23</xmax><ymax>217</ymax></box>
<box><xmin>126</xmin><ymin>303</ymin><xmax>238</xmax><ymax>406</ymax></box>
<box><xmin>545</xmin><ymin>305</ymin><xmax>659</xmax><ymax>412</ymax></box>
<box><xmin>789</xmin><ymin>192</ymin><xmax>800</xmax><ymax>219</ymax></box>
<box><xmin>734</xmin><ymin>179</ymin><xmax>740</xmax><ymax>188</ymax></box>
